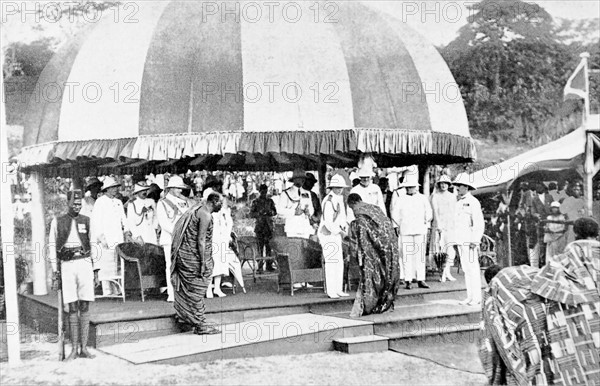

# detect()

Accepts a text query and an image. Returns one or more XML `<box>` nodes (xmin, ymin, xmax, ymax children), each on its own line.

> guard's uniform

<box><xmin>448</xmin><ymin>192</ymin><xmax>484</xmax><ymax>303</ymax></box>
<box><xmin>49</xmin><ymin>214</ymin><xmax>94</xmax><ymax>304</ymax></box>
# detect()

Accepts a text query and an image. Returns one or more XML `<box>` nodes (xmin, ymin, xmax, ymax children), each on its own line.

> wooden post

<box><xmin>423</xmin><ymin>165</ymin><xmax>431</xmax><ymax>198</ymax></box>
<box><xmin>506</xmin><ymin>214</ymin><xmax>512</xmax><ymax>267</ymax></box>
<box><xmin>0</xmin><ymin>41</ymin><xmax>21</xmax><ymax>362</ymax></box>
<box><xmin>30</xmin><ymin>171</ymin><xmax>48</xmax><ymax>296</ymax></box>
<box><xmin>318</xmin><ymin>156</ymin><xmax>327</xmax><ymax>199</ymax></box>
<box><xmin>585</xmin><ymin>132</ymin><xmax>594</xmax><ymax>216</ymax></box>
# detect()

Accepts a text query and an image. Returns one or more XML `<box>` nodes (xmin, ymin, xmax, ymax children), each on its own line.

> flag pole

<box><xmin>579</xmin><ymin>52</ymin><xmax>593</xmax><ymax>216</ymax></box>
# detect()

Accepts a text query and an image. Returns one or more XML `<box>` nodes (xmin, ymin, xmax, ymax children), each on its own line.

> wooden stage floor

<box><xmin>21</xmin><ymin>269</ymin><xmax>469</xmax><ymax>325</ymax></box>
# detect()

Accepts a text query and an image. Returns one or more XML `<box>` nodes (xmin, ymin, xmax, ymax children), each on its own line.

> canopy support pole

<box><xmin>423</xmin><ymin>165</ymin><xmax>431</xmax><ymax>197</ymax></box>
<box><xmin>31</xmin><ymin>171</ymin><xmax>48</xmax><ymax>295</ymax></box>
<box><xmin>318</xmin><ymin>155</ymin><xmax>327</xmax><ymax>199</ymax></box>
<box><xmin>1</xmin><ymin>54</ymin><xmax>21</xmax><ymax>362</ymax></box>
<box><xmin>507</xmin><ymin>214</ymin><xmax>512</xmax><ymax>267</ymax></box>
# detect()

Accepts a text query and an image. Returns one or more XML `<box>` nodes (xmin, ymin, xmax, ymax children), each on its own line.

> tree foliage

<box><xmin>4</xmin><ymin>39</ymin><xmax>56</xmax><ymax>78</ymax></box>
<box><xmin>3</xmin><ymin>1</ymin><xmax>120</xmax><ymax>79</ymax></box>
<box><xmin>442</xmin><ymin>0</ymin><xmax>596</xmax><ymax>142</ymax></box>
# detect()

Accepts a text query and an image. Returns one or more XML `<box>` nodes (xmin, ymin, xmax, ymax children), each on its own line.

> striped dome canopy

<box><xmin>20</xmin><ymin>1</ymin><xmax>475</xmax><ymax>174</ymax></box>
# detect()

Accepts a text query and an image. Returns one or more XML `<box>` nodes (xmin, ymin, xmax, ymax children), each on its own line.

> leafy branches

<box><xmin>443</xmin><ymin>0</ymin><xmax>595</xmax><ymax>142</ymax></box>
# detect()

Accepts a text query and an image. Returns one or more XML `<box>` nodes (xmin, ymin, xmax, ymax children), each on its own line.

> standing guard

<box><xmin>50</xmin><ymin>190</ymin><xmax>98</xmax><ymax>360</ymax></box>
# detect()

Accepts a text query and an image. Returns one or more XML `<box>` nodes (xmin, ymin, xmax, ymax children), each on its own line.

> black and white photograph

<box><xmin>1</xmin><ymin>1</ymin><xmax>599</xmax><ymax>385</ymax></box>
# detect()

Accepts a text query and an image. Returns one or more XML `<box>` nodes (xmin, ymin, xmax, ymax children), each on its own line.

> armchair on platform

<box><xmin>95</xmin><ymin>256</ymin><xmax>127</xmax><ymax>302</ymax></box>
<box><xmin>237</xmin><ymin>235</ymin><xmax>268</xmax><ymax>283</ymax></box>
<box><xmin>112</xmin><ymin>243</ymin><xmax>167</xmax><ymax>302</ymax></box>
<box><xmin>272</xmin><ymin>237</ymin><xmax>324</xmax><ymax>296</ymax></box>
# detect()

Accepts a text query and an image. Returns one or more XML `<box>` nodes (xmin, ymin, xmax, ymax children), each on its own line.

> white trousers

<box><xmin>162</xmin><ymin>244</ymin><xmax>174</xmax><ymax>301</ymax></box>
<box><xmin>449</xmin><ymin>243</ymin><xmax>481</xmax><ymax>302</ymax></box>
<box><xmin>319</xmin><ymin>234</ymin><xmax>344</xmax><ymax>296</ymax></box>
<box><xmin>95</xmin><ymin>244</ymin><xmax>118</xmax><ymax>295</ymax></box>
<box><xmin>399</xmin><ymin>234</ymin><xmax>426</xmax><ymax>281</ymax></box>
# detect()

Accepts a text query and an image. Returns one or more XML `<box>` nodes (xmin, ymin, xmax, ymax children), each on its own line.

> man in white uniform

<box><xmin>350</xmin><ymin>167</ymin><xmax>386</xmax><ymax>214</ymax></box>
<box><xmin>156</xmin><ymin>176</ymin><xmax>192</xmax><ymax>302</ymax></box>
<box><xmin>318</xmin><ymin>175</ymin><xmax>349</xmax><ymax>298</ymax></box>
<box><xmin>127</xmin><ymin>182</ymin><xmax>158</xmax><ymax>244</ymax></box>
<box><xmin>449</xmin><ymin>173</ymin><xmax>485</xmax><ymax>306</ymax></box>
<box><xmin>430</xmin><ymin>175</ymin><xmax>457</xmax><ymax>282</ymax></box>
<box><xmin>278</xmin><ymin>169</ymin><xmax>316</xmax><ymax>289</ymax></box>
<box><xmin>390</xmin><ymin>173</ymin><xmax>432</xmax><ymax>289</ymax></box>
<box><xmin>90</xmin><ymin>177</ymin><xmax>132</xmax><ymax>296</ymax></box>
<box><xmin>278</xmin><ymin>169</ymin><xmax>315</xmax><ymax>239</ymax></box>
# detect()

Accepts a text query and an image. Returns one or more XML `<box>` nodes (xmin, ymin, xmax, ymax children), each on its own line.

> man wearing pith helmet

<box><xmin>350</xmin><ymin>165</ymin><xmax>386</xmax><ymax>214</ymax></box>
<box><xmin>127</xmin><ymin>182</ymin><xmax>158</xmax><ymax>245</ymax></box>
<box><xmin>449</xmin><ymin>172</ymin><xmax>484</xmax><ymax>306</ymax></box>
<box><xmin>390</xmin><ymin>172</ymin><xmax>432</xmax><ymax>290</ymax></box>
<box><xmin>318</xmin><ymin>174</ymin><xmax>350</xmax><ymax>299</ymax></box>
<box><xmin>156</xmin><ymin>175</ymin><xmax>192</xmax><ymax>302</ymax></box>
<box><xmin>90</xmin><ymin>176</ymin><xmax>132</xmax><ymax>296</ymax></box>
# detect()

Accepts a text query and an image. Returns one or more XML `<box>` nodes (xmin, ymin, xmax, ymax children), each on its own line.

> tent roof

<box><xmin>469</xmin><ymin>115</ymin><xmax>600</xmax><ymax>194</ymax></box>
<box><xmin>18</xmin><ymin>1</ymin><xmax>475</xmax><ymax>174</ymax></box>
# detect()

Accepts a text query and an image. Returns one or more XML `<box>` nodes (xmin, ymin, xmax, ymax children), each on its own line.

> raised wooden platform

<box><xmin>19</xmin><ymin>269</ymin><xmax>482</xmax><ymax>356</ymax></box>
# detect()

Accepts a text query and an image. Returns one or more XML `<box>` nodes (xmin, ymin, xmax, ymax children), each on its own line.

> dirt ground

<box><xmin>1</xmin><ymin>332</ymin><xmax>487</xmax><ymax>386</ymax></box>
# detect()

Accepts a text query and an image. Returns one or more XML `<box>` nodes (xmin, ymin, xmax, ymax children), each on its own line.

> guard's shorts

<box><xmin>61</xmin><ymin>259</ymin><xmax>95</xmax><ymax>304</ymax></box>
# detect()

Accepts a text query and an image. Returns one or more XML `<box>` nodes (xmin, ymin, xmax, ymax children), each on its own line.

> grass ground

<box><xmin>1</xmin><ymin>331</ymin><xmax>487</xmax><ymax>386</ymax></box>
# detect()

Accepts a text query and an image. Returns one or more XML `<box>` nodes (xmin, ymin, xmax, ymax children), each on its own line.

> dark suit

<box><xmin>530</xmin><ymin>193</ymin><xmax>553</xmax><ymax>219</ymax></box>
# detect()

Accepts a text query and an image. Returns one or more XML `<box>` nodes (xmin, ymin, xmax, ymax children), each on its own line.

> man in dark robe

<box><xmin>170</xmin><ymin>192</ymin><xmax>223</xmax><ymax>335</ymax></box>
<box><xmin>347</xmin><ymin>193</ymin><xmax>400</xmax><ymax>317</ymax></box>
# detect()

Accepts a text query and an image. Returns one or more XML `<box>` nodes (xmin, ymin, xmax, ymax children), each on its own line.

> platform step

<box><xmin>333</xmin><ymin>335</ymin><xmax>389</xmax><ymax>354</ymax></box>
<box><xmin>99</xmin><ymin>313</ymin><xmax>374</xmax><ymax>365</ymax></box>
<box><xmin>328</xmin><ymin>299</ymin><xmax>481</xmax><ymax>342</ymax></box>
<box><xmin>388</xmin><ymin>324</ymin><xmax>481</xmax><ymax>349</ymax></box>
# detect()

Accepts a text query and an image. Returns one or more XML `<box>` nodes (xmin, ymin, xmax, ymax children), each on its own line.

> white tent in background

<box><xmin>469</xmin><ymin>115</ymin><xmax>600</xmax><ymax>195</ymax></box>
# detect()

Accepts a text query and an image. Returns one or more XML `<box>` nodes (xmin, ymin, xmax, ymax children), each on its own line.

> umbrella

<box><xmin>18</xmin><ymin>1</ymin><xmax>474</xmax><ymax>175</ymax></box>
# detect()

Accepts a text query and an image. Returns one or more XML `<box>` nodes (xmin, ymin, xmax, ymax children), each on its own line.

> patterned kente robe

<box><xmin>531</xmin><ymin>240</ymin><xmax>600</xmax><ymax>386</ymax></box>
<box><xmin>170</xmin><ymin>204</ymin><xmax>214</xmax><ymax>327</ymax></box>
<box><xmin>349</xmin><ymin>202</ymin><xmax>400</xmax><ymax>317</ymax></box>
<box><xmin>478</xmin><ymin>265</ymin><xmax>553</xmax><ymax>385</ymax></box>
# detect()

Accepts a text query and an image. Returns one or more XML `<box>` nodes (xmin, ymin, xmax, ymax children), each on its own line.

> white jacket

<box><xmin>127</xmin><ymin>197</ymin><xmax>158</xmax><ymax>244</ymax></box>
<box><xmin>450</xmin><ymin>193</ymin><xmax>484</xmax><ymax>243</ymax></box>
<box><xmin>390</xmin><ymin>192</ymin><xmax>432</xmax><ymax>236</ymax></box>
<box><xmin>91</xmin><ymin>195</ymin><xmax>128</xmax><ymax>247</ymax></box>
<box><xmin>156</xmin><ymin>194</ymin><xmax>191</xmax><ymax>245</ymax></box>
<box><xmin>350</xmin><ymin>184</ymin><xmax>386</xmax><ymax>214</ymax></box>
<box><xmin>318</xmin><ymin>193</ymin><xmax>348</xmax><ymax>237</ymax></box>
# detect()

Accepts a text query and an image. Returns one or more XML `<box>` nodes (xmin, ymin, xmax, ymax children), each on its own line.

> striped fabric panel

<box><xmin>58</xmin><ymin>2</ymin><xmax>170</xmax><ymax>141</ymax></box>
<box><xmin>380</xmin><ymin>14</ymin><xmax>470</xmax><ymax>138</ymax></box>
<box><xmin>22</xmin><ymin>22</ymin><xmax>97</xmax><ymax>146</ymax></box>
<box><xmin>240</xmin><ymin>2</ymin><xmax>355</xmax><ymax>132</ymax></box>
<box><xmin>330</xmin><ymin>2</ymin><xmax>431</xmax><ymax>132</ymax></box>
<box><xmin>546</xmin><ymin>302</ymin><xmax>600</xmax><ymax>386</ymax></box>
